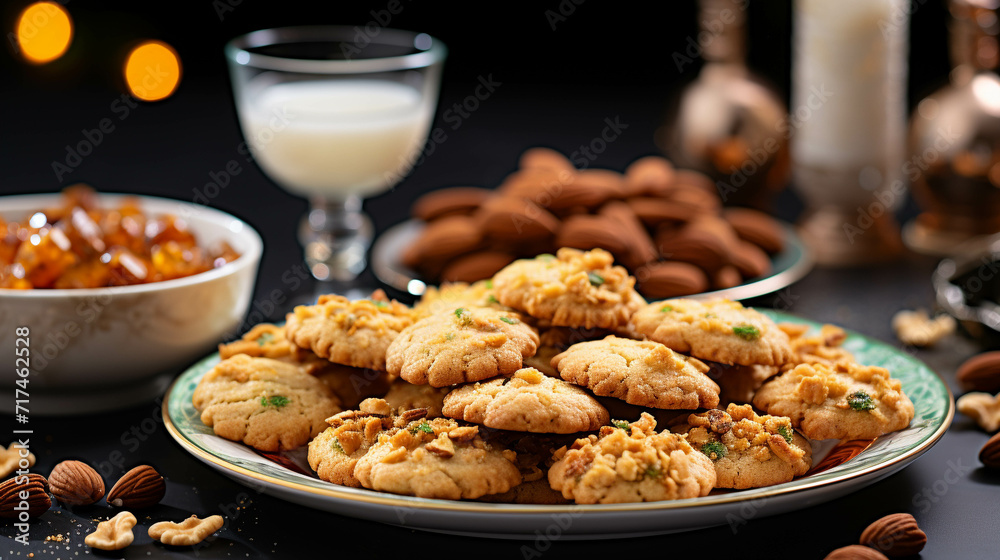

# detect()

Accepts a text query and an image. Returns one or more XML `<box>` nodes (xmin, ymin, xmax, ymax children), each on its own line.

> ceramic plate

<box><xmin>370</xmin><ymin>219</ymin><xmax>813</xmax><ymax>300</ymax></box>
<box><xmin>163</xmin><ymin>312</ymin><xmax>951</xmax><ymax>539</ymax></box>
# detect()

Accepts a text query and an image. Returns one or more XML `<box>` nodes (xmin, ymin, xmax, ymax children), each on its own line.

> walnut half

<box><xmin>85</xmin><ymin>511</ymin><xmax>137</xmax><ymax>551</ymax></box>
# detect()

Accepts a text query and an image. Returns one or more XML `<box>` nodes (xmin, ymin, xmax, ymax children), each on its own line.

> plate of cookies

<box><xmin>164</xmin><ymin>248</ymin><xmax>951</xmax><ymax>539</ymax></box>
<box><xmin>371</xmin><ymin>148</ymin><xmax>812</xmax><ymax>301</ymax></box>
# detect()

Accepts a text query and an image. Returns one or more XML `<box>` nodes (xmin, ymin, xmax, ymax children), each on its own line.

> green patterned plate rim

<box><xmin>163</xmin><ymin>310</ymin><xmax>953</xmax><ymax>514</ymax></box>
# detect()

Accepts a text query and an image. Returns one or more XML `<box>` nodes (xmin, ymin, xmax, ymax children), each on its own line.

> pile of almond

<box><xmin>402</xmin><ymin>148</ymin><xmax>785</xmax><ymax>299</ymax></box>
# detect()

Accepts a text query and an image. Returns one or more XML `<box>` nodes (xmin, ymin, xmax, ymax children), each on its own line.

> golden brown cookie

<box><xmin>753</xmin><ymin>362</ymin><xmax>915</xmax><ymax>440</ymax></box>
<box><xmin>547</xmin><ymin>413</ymin><xmax>715</xmax><ymax>504</ymax></box>
<box><xmin>382</xmin><ymin>378</ymin><xmax>450</xmax><ymax>418</ymax></box>
<box><xmin>442</xmin><ymin>368</ymin><xmax>609</xmax><ymax>433</ymax></box>
<box><xmin>354</xmin><ymin>417</ymin><xmax>522</xmax><ymax>500</ymax></box>
<box><xmin>551</xmin><ymin>335</ymin><xmax>720</xmax><ymax>410</ymax></box>
<box><xmin>308</xmin><ymin>399</ymin><xmax>427</xmax><ymax>487</ymax></box>
<box><xmin>780</xmin><ymin>323</ymin><xmax>856</xmax><ymax>367</ymax></box>
<box><xmin>386</xmin><ymin>306</ymin><xmax>539</xmax><ymax>387</ymax></box>
<box><xmin>285</xmin><ymin>292</ymin><xmax>414</xmax><ymax>371</ymax></box>
<box><xmin>630</xmin><ymin>298</ymin><xmax>793</xmax><ymax>366</ymax></box>
<box><xmin>673</xmin><ymin>404</ymin><xmax>812</xmax><ymax>489</ymax></box>
<box><xmin>412</xmin><ymin>280</ymin><xmax>501</xmax><ymax>320</ymax></box>
<box><xmin>192</xmin><ymin>355</ymin><xmax>342</xmax><ymax>452</ymax></box>
<box><xmin>218</xmin><ymin>323</ymin><xmax>331</xmax><ymax>375</ymax></box>
<box><xmin>492</xmin><ymin>248</ymin><xmax>645</xmax><ymax>330</ymax></box>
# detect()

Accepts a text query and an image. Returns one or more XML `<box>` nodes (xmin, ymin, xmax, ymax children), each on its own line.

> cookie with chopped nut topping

<box><xmin>412</xmin><ymin>280</ymin><xmax>504</xmax><ymax>320</ymax></box>
<box><xmin>492</xmin><ymin>248</ymin><xmax>645</xmax><ymax>330</ymax></box>
<box><xmin>382</xmin><ymin>378</ymin><xmax>450</xmax><ymax>418</ymax></box>
<box><xmin>630</xmin><ymin>298</ymin><xmax>793</xmax><ymax>366</ymax></box>
<box><xmin>354</xmin><ymin>417</ymin><xmax>522</xmax><ymax>500</ymax></box>
<box><xmin>672</xmin><ymin>404</ymin><xmax>812</xmax><ymax>489</ymax></box>
<box><xmin>308</xmin><ymin>398</ymin><xmax>426</xmax><ymax>487</ymax></box>
<box><xmin>547</xmin><ymin>412</ymin><xmax>715</xmax><ymax>504</ymax></box>
<box><xmin>443</xmin><ymin>367</ymin><xmax>609</xmax><ymax>433</ymax></box>
<box><xmin>386</xmin><ymin>306</ymin><xmax>539</xmax><ymax>387</ymax></box>
<box><xmin>551</xmin><ymin>335</ymin><xmax>720</xmax><ymax>410</ymax></box>
<box><xmin>285</xmin><ymin>291</ymin><xmax>414</xmax><ymax>371</ymax></box>
<box><xmin>192</xmin><ymin>355</ymin><xmax>342</xmax><ymax>452</ymax></box>
<box><xmin>752</xmin><ymin>361</ymin><xmax>914</xmax><ymax>440</ymax></box>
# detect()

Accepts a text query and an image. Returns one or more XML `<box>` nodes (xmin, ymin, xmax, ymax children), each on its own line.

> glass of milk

<box><xmin>225</xmin><ymin>26</ymin><xmax>447</xmax><ymax>283</ymax></box>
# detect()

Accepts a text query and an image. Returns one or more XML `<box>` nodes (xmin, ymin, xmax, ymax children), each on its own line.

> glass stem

<box><xmin>299</xmin><ymin>194</ymin><xmax>373</xmax><ymax>283</ymax></box>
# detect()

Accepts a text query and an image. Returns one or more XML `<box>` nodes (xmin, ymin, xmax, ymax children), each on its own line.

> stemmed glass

<box><xmin>225</xmin><ymin>26</ymin><xmax>446</xmax><ymax>289</ymax></box>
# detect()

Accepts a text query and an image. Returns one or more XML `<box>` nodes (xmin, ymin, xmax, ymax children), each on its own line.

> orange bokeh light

<box><xmin>16</xmin><ymin>2</ymin><xmax>73</xmax><ymax>64</ymax></box>
<box><xmin>124</xmin><ymin>41</ymin><xmax>182</xmax><ymax>102</ymax></box>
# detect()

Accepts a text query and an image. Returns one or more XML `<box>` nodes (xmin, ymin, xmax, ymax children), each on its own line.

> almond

<box><xmin>555</xmin><ymin>215</ymin><xmax>630</xmax><ymax>257</ymax></box>
<box><xmin>107</xmin><ymin>465</ymin><xmax>165</xmax><ymax>509</ymax></box>
<box><xmin>624</xmin><ymin>156</ymin><xmax>675</xmax><ymax>197</ymax></box>
<box><xmin>518</xmin><ymin>147</ymin><xmax>575</xmax><ymax>174</ymax></box>
<box><xmin>598</xmin><ymin>201</ymin><xmax>658</xmax><ymax>269</ymax></box>
<box><xmin>49</xmin><ymin>460</ymin><xmax>105</xmax><ymax>506</ymax></box>
<box><xmin>723</xmin><ymin>207</ymin><xmax>785</xmax><ymax>253</ymax></box>
<box><xmin>730</xmin><ymin>240</ymin><xmax>773</xmax><ymax>279</ymax></box>
<box><xmin>548</xmin><ymin>169</ymin><xmax>625</xmax><ymax>210</ymax></box>
<box><xmin>824</xmin><ymin>545</ymin><xmax>889</xmax><ymax>560</ymax></box>
<box><xmin>658</xmin><ymin>226</ymin><xmax>731</xmax><ymax>272</ymax></box>
<box><xmin>402</xmin><ymin>215</ymin><xmax>485</xmax><ymax>273</ymax></box>
<box><xmin>626</xmin><ymin>197</ymin><xmax>691</xmax><ymax>228</ymax></box>
<box><xmin>477</xmin><ymin>197</ymin><xmax>560</xmax><ymax>243</ymax></box>
<box><xmin>859</xmin><ymin>513</ymin><xmax>927</xmax><ymax>557</ymax></box>
<box><xmin>672</xmin><ymin>169</ymin><xmax>716</xmax><ymax>193</ymax></box>
<box><xmin>498</xmin><ymin>168</ymin><xmax>573</xmax><ymax>201</ymax></box>
<box><xmin>957</xmin><ymin>351</ymin><xmax>1000</xmax><ymax>393</ymax></box>
<box><xmin>713</xmin><ymin>265</ymin><xmax>743</xmax><ymax>289</ymax></box>
<box><xmin>440</xmin><ymin>251</ymin><xmax>515</xmax><ymax>283</ymax></box>
<box><xmin>665</xmin><ymin>185</ymin><xmax>722</xmax><ymax>213</ymax></box>
<box><xmin>635</xmin><ymin>261</ymin><xmax>708</xmax><ymax>299</ymax></box>
<box><xmin>0</xmin><ymin>473</ymin><xmax>50</xmax><ymax>519</ymax></box>
<box><xmin>980</xmin><ymin>431</ymin><xmax>1000</xmax><ymax>468</ymax></box>
<box><xmin>412</xmin><ymin>187</ymin><xmax>494</xmax><ymax>222</ymax></box>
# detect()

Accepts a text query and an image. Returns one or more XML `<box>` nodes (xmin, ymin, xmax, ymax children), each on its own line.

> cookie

<box><xmin>493</xmin><ymin>248</ymin><xmax>645</xmax><ymax>330</ymax></box>
<box><xmin>314</xmin><ymin>364</ymin><xmax>393</xmax><ymax>409</ymax></box>
<box><xmin>443</xmin><ymin>367</ymin><xmax>609</xmax><ymax>433</ymax></box>
<box><xmin>285</xmin><ymin>292</ymin><xmax>414</xmax><ymax>371</ymax></box>
<box><xmin>631</xmin><ymin>298</ymin><xmax>794</xmax><ymax>366</ymax></box>
<box><xmin>412</xmin><ymin>280</ymin><xmax>500</xmax><ymax>320</ymax></box>
<box><xmin>752</xmin><ymin>362</ymin><xmax>915</xmax><ymax>440</ymax></box>
<box><xmin>192</xmin><ymin>355</ymin><xmax>342</xmax><ymax>452</ymax></box>
<box><xmin>354</xmin><ymin>417</ymin><xmax>522</xmax><ymax>500</ymax></box>
<box><xmin>382</xmin><ymin>378</ymin><xmax>450</xmax><ymax>418</ymax></box>
<box><xmin>547</xmin><ymin>412</ymin><xmax>716</xmax><ymax>504</ymax></box>
<box><xmin>551</xmin><ymin>335</ymin><xmax>719</xmax><ymax>410</ymax></box>
<box><xmin>308</xmin><ymin>399</ymin><xmax>427</xmax><ymax>487</ymax></box>
<box><xmin>673</xmin><ymin>404</ymin><xmax>812</xmax><ymax>489</ymax></box>
<box><xmin>218</xmin><ymin>323</ymin><xmax>331</xmax><ymax>374</ymax></box>
<box><xmin>386</xmin><ymin>306</ymin><xmax>539</xmax><ymax>387</ymax></box>
<box><xmin>781</xmin><ymin>323</ymin><xmax>855</xmax><ymax>367</ymax></box>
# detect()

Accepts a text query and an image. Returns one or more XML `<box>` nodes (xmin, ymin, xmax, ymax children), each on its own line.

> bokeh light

<box><xmin>15</xmin><ymin>2</ymin><xmax>73</xmax><ymax>64</ymax></box>
<box><xmin>124</xmin><ymin>41</ymin><xmax>182</xmax><ymax>102</ymax></box>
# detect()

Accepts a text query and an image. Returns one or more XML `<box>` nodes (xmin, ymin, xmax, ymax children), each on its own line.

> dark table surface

<box><xmin>3</xmin><ymin>81</ymin><xmax>999</xmax><ymax>559</ymax></box>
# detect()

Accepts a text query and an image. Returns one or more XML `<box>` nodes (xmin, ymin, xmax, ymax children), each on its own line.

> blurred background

<box><xmin>0</xmin><ymin>0</ymin><xmax>961</xmax><ymax>303</ymax></box>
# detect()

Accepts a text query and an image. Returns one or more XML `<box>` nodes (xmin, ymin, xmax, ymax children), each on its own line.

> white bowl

<box><xmin>0</xmin><ymin>194</ymin><xmax>262</xmax><ymax>413</ymax></box>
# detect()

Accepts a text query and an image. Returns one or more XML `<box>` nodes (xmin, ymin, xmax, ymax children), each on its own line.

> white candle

<box><xmin>792</xmin><ymin>0</ymin><xmax>909</xmax><ymax>172</ymax></box>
